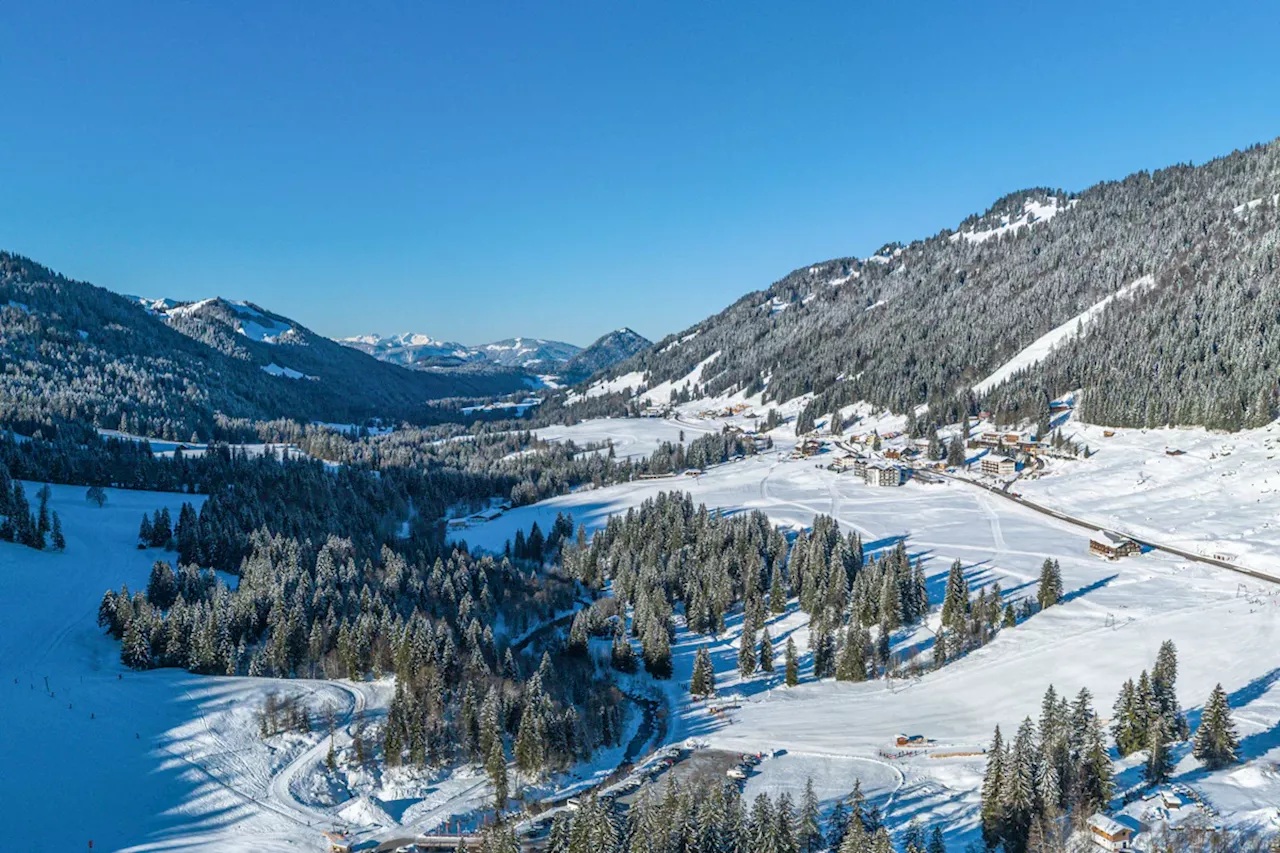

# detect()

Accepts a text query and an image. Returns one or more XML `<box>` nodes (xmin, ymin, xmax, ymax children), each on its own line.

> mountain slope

<box><xmin>0</xmin><ymin>254</ymin><xmax>526</xmax><ymax>438</ymax></box>
<box><xmin>580</xmin><ymin>139</ymin><xmax>1280</xmax><ymax>430</ymax></box>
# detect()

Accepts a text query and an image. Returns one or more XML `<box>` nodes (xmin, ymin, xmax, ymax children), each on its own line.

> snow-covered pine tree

<box><xmin>1192</xmin><ymin>683</ymin><xmax>1240</xmax><ymax>770</ymax></box>
<box><xmin>759</xmin><ymin>626</ymin><xmax>775</xmax><ymax>673</ymax></box>
<box><xmin>691</xmin><ymin>646</ymin><xmax>716</xmax><ymax>697</ymax></box>
<box><xmin>797</xmin><ymin>777</ymin><xmax>823</xmax><ymax>853</ymax></box>
<box><xmin>1144</xmin><ymin>715</ymin><xmax>1173</xmax><ymax>785</ymax></box>
<box><xmin>940</xmin><ymin>560</ymin><xmax>970</xmax><ymax>629</ymax></box>
<box><xmin>785</xmin><ymin>637</ymin><xmax>799</xmax><ymax>686</ymax></box>
<box><xmin>1035</xmin><ymin>559</ymin><xmax>1062</xmax><ymax>610</ymax></box>
<box><xmin>980</xmin><ymin>726</ymin><xmax>1006</xmax><ymax>850</ymax></box>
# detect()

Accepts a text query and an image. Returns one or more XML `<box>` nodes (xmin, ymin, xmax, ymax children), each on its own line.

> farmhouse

<box><xmin>980</xmin><ymin>455</ymin><xmax>1018</xmax><ymax>477</ymax></box>
<box><xmin>1085</xmin><ymin>814</ymin><xmax>1135</xmax><ymax>851</ymax></box>
<box><xmin>1089</xmin><ymin>530</ymin><xmax>1141</xmax><ymax>560</ymax></box>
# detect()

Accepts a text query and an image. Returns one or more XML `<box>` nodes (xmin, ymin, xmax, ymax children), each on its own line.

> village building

<box><xmin>865</xmin><ymin>463</ymin><xmax>906</xmax><ymax>487</ymax></box>
<box><xmin>828</xmin><ymin>454</ymin><xmax>861</xmax><ymax>473</ymax></box>
<box><xmin>980</xmin><ymin>455</ymin><xmax>1018</xmax><ymax>477</ymax></box>
<box><xmin>1085</xmin><ymin>814</ymin><xmax>1135</xmax><ymax>851</ymax></box>
<box><xmin>1089</xmin><ymin>530</ymin><xmax>1141</xmax><ymax>560</ymax></box>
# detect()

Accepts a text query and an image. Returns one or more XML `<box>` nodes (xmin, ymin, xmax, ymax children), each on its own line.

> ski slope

<box><xmin>973</xmin><ymin>275</ymin><xmax>1155</xmax><ymax>396</ymax></box>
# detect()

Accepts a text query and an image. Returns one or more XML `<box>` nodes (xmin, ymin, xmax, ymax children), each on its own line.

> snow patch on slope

<box><xmin>261</xmin><ymin>362</ymin><xmax>312</xmax><ymax>380</ymax></box>
<box><xmin>951</xmin><ymin>197</ymin><xmax>1075</xmax><ymax>245</ymax></box>
<box><xmin>973</xmin><ymin>275</ymin><xmax>1155</xmax><ymax>395</ymax></box>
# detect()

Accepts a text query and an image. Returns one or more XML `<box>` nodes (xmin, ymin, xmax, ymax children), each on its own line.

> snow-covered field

<box><xmin>454</xmin><ymin>421</ymin><xmax>1280</xmax><ymax>843</ymax></box>
<box><xmin>1021</xmin><ymin>417</ymin><xmax>1280</xmax><ymax>575</ymax></box>
<box><xmin>533</xmin><ymin>415</ymin><xmax>718</xmax><ymax>461</ymax></box>
<box><xmin>0</xmin><ymin>483</ymin><xmax>376</xmax><ymax>853</ymax></box>
<box><xmin>10</xmin><ymin>408</ymin><xmax>1280</xmax><ymax>850</ymax></box>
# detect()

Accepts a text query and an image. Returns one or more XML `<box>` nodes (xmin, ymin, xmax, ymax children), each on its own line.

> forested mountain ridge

<box><xmin>559</xmin><ymin>327</ymin><xmax>652</xmax><ymax>383</ymax></box>
<box><xmin>0</xmin><ymin>254</ymin><xmax>526</xmax><ymax>439</ymax></box>
<box><xmin>582</xmin><ymin>138</ymin><xmax>1280</xmax><ymax>430</ymax></box>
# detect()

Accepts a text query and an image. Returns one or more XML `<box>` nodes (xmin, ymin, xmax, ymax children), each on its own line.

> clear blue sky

<box><xmin>2</xmin><ymin>2</ymin><xmax>1277</xmax><ymax>346</ymax></box>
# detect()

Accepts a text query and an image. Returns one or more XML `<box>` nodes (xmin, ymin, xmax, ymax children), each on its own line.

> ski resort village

<box><xmin>4</xmin><ymin>11</ymin><xmax>1280</xmax><ymax>852</ymax></box>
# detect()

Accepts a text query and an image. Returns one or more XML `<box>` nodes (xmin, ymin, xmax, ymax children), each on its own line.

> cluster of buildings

<box><xmin>827</xmin><ymin>452</ymin><xmax>909</xmax><ymax>487</ymax></box>
<box><xmin>972</xmin><ymin>430</ymin><xmax>1044</xmax><ymax>455</ymax></box>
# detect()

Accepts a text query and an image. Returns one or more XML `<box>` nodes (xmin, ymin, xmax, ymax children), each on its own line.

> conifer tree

<box><xmin>940</xmin><ymin>560</ymin><xmax>969</xmax><ymax>629</ymax></box>
<box><xmin>980</xmin><ymin>726</ymin><xmax>1006</xmax><ymax>850</ymax></box>
<box><xmin>1035</xmin><ymin>559</ymin><xmax>1062</xmax><ymax>611</ymax></box>
<box><xmin>50</xmin><ymin>511</ymin><xmax>65</xmax><ymax>550</ymax></box>
<box><xmin>759</xmin><ymin>626</ymin><xmax>775</xmax><ymax>673</ymax></box>
<box><xmin>785</xmin><ymin>637</ymin><xmax>799</xmax><ymax>687</ymax></box>
<box><xmin>487</xmin><ymin>735</ymin><xmax>509</xmax><ymax>810</ymax></box>
<box><xmin>1144</xmin><ymin>716</ymin><xmax>1173</xmax><ymax>785</ymax></box>
<box><xmin>797</xmin><ymin>777</ymin><xmax>823</xmax><ymax>853</ymax></box>
<box><xmin>1192</xmin><ymin>683</ymin><xmax>1239</xmax><ymax>770</ymax></box>
<box><xmin>691</xmin><ymin>646</ymin><xmax>716</xmax><ymax>698</ymax></box>
<box><xmin>738</xmin><ymin>622</ymin><xmax>757</xmax><ymax>679</ymax></box>
<box><xmin>1152</xmin><ymin>639</ymin><xmax>1189</xmax><ymax>740</ymax></box>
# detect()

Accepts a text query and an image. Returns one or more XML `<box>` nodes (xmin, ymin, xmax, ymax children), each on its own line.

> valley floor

<box><xmin>5</xmin><ymin>411</ymin><xmax>1280</xmax><ymax>851</ymax></box>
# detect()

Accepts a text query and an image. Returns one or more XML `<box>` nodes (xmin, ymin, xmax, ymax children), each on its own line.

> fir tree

<box><xmin>50</xmin><ymin>511</ymin><xmax>65</xmax><ymax>551</ymax></box>
<box><xmin>691</xmin><ymin>646</ymin><xmax>716</xmax><ymax>698</ymax></box>
<box><xmin>785</xmin><ymin>637</ymin><xmax>799</xmax><ymax>687</ymax></box>
<box><xmin>760</xmin><ymin>626</ymin><xmax>775</xmax><ymax>673</ymax></box>
<box><xmin>797</xmin><ymin>777</ymin><xmax>823</xmax><ymax>853</ymax></box>
<box><xmin>980</xmin><ymin>726</ymin><xmax>1006</xmax><ymax>850</ymax></box>
<box><xmin>1035</xmin><ymin>559</ymin><xmax>1062</xmax><ymax>610</ymax></box>
<box><xmin>940</xmin><ymin>560</ymin><xmax>969</xmax><ymax>629</ymax></box>
<box><xmin>738</xmin><ymin>622</ymin><xmax>758</xmax><ymax>679</ymax></box>
<box><xmin>1144</xmin><ymin>716</ymin><xmax>1173</xmax><ymax>785</ymax></box>
<box><xmin>487</xmin><ymin>735</ymin><xmax>509</xmax><ymax>810</ymax></box>
<box><xmin>1192</xmin><ymin>683</ymin><xmax>1240</xmax><ymax>770</ymax></box>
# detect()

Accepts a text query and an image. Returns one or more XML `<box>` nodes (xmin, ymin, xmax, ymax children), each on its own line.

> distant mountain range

<box><xmin>0</xmin><ymin>253</ymin><xmax>528</xmax><ymax>439</ymax></box>
<box><xmin>339</xmin><ymin>327</ymin><xmax>651</xmax><ymax>380</ymax></box>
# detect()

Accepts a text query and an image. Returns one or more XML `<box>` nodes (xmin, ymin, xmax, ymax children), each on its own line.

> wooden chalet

<box><xmin>1089</xmin><ymin>530</ymin><xmax>1140</xmax><ymax>560</ymax></box>
<box><xmin>1085</xmin><ymin>814</ymin><xmax>1134</xmax><ymax>850</ymax></box>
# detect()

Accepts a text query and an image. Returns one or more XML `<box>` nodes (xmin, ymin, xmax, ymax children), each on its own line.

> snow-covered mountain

<box><xmin>339</xmin><ymin>332</ymin><xmax>584</xmax><ymax>371</ymax></box>
<box><xmin>337</xmin><ymin>331</ymin><xmax>477</xmax><ymax>367</ymax></box>
<box><xmin>560</xmin><ymin>327</ymin><xmax>651</xmax><ymax>382</ymax></box>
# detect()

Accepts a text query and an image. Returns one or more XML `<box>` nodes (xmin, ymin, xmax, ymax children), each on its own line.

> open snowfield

<box><xmin>453</xmin><ymin>423</ymin><xmax>1280</xmax><ymax>843</ymax></box>
<box><xmin>0</xmin><ymin>482</ymin><xmax>378</xmax><ymax>853</ymax></box>
<box><xmin>534</xmin><ymin>415</ymin><xmax>719</xmax><ymax>461</ymax></box>
<box><xmin>9</xmin><ymin>412</ymin><xmax>1280</xmax><ymax>850</ymax></box>
<box><xmin>1022</xmin><ymin>417</ymin><xmax>1280</xmax><ymax>575</ymax></box>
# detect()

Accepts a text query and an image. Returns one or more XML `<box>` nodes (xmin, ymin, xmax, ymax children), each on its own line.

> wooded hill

<box><xmin>0</xmin><ymin>253</ymin><xmax>526</xmax><ymax>439</ymax></box>
<box><xmin>584</xmin><ymin>138</ymin><xmax>1280</xmax><ymax>431</ymax></box>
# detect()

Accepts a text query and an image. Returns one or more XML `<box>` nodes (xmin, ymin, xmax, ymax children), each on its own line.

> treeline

<box><xmin>99</xmin><ymin>529</ymin><xmax>625</xmax><ymax>780</ymax></box>
<box><xmin>483</xmin><ymin>777</ymin><xmax>948</xmax><ymax>853</ymax></box>
<box><xmin>0</xmin><ymin>472</ymin><xmax>63</xmax><ymax>551</ymax></box>
<box><xmin>979</xmin><ymin>686</ymin><xmax>1114</xmax><ymax>853</ymax></box>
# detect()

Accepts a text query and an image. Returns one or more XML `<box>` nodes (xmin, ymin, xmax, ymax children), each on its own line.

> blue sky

<box><xmin>2</xmin><ymin>2</ymin><xmax>1278</xmax><ymax>346</ymax></box>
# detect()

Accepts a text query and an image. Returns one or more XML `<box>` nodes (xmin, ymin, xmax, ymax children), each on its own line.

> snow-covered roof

<box><xmin>1090</xmin><ymin>530</ymin><xmax>1133</xmax><ymax>548</ymax></box>
<box><xmin>1087</xmin><ymin>813</ymin><xmax>1131</xmax><ymax>838</ymax></box>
